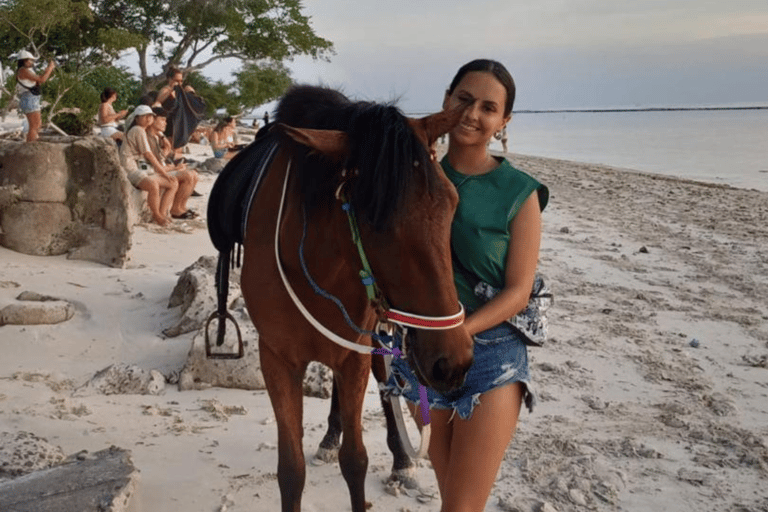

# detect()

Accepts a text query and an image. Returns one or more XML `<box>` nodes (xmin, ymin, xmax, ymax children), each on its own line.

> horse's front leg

<box><xmin>315</xmin><ymin>376</ymin><xmax>342</xmax><ymax>462</ymax></box>
<box><xmin>372</xmin><ymin>354</ymin><xmax>419</xmax><ymax>489</ymax></box>
<box><xmin>336</xmin><ymin>354</ymin><xmax>371</xmax><ymax>512</ymax></box>
<box><xmin>261</xmin><ymin>345</ymin><xmax>307</xmax><ymax>512</ymax></box>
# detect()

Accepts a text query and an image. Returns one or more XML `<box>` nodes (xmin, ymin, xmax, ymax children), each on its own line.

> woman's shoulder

<box><xmin>498</xmin><ymin>158</ymin><xmax>549</xmax><ymax>212</ymax></box>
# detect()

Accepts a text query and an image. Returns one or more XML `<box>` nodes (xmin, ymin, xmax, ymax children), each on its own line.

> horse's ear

<box><xmin>409</xmin><ymin>102</ymin><xmax>469</xmax><ymax>147</ymax></box>
<box><xmin>276</xmin><ymin>123</ymin><xmax>349</xmax><ymax>162</ymax></box>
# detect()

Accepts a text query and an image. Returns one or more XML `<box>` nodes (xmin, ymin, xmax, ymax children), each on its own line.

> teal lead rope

<box><xmin>300</xmin><ymin>200</ymin><xmax>431</xmax><ymax>425</ymax></box>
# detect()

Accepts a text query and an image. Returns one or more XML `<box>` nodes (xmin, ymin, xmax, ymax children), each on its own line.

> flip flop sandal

<box><xmin>172</xmin><ymin>210</ymin><xmax>197</xmax><ymax>220</ymax></box>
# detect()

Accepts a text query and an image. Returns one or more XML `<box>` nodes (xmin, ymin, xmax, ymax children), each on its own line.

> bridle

<box><xmin>273</xmin><ymin>158</ymin><xmax>465</xmax><ymax>458</ymax></box>
<box><xmin>273</xmin><ymin>158</ymin><xmax>465</xmax><ymax>355</ymax></box>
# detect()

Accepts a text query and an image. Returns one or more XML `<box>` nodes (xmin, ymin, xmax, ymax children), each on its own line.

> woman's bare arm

<box><xmin>462</xmin><ymin>192</ymin><xmax>542</xmax><ymax>336</ymax></box>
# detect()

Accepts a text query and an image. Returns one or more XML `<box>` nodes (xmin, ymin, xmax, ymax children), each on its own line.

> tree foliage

<box><xmin>91</xmin><ymin>0</ymin><xmax>333</xmax><ymax>109</ymax></box>
<box><xmin>0</xmin><ymin>0</ymin><xmax>332</xmax><ymax>131</ymax></box>
<box><xmin>0</xmin><ymin>0</ymin><xmax>140</xmax><ymax>130</ymax></box>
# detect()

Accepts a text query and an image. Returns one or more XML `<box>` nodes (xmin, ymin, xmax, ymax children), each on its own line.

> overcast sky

<box><xmin>245</xmin><ymin>0</ymin><xmax>768</xmax><ymax>112</ymax></box>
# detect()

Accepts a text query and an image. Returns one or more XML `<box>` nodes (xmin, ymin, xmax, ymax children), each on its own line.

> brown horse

<box><xmin>239</xmin><ymin>85</ymin><xmax>473</xmax><ymax>512</ymax></box>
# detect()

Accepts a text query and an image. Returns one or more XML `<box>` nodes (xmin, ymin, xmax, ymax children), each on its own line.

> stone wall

<box><xmin>0</xmin><ymin>137</ymin><xmax>146</xmax><ymax>268</ymax></box>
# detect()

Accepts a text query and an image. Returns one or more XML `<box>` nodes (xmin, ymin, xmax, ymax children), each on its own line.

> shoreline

<box><xmin>2</xmin><ymin>149</ymin><xmax>767</xmax><ymax>511</ymax></box>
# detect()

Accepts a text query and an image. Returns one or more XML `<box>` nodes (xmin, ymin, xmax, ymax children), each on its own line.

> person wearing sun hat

<box><xmin>119</xmin><ymin>105</ymin><xmax>180</xmax><ymax>227</ymax></box>
<box><xmin>15</xmin><ymin>49</ymin><xmax>55</xmax><ymax>142</ymax></box>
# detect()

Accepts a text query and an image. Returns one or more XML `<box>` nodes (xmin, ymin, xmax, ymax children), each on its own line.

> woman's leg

<box><xmin>157</xmin><ymin>175</ymin><xmax>179</xmax><ymax>220</ymax></box>
<box><xmin>137</xmin><ymin>177</ymin><xmax>168</xmax><ymax>226</ymax></box>
<box><xmin>170</xmin><ymin>170</ymin><xmax>196</xmax><ymax>215</ymax></box>
<box><xmin>437</xmin><ymin>383</ymin><xmax>524</xmax><ymax>512</ymax></box>
<box><xmin>26</xmin><ymin>111</ymin><xmax>42</xmax><ymax>142</ymax></box>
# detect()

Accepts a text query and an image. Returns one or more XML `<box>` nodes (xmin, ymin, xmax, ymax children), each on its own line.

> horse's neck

<box><xmin>296</xmin><ymin>199</ymin><xmax>374</xmax><ymax>323</ymax></box>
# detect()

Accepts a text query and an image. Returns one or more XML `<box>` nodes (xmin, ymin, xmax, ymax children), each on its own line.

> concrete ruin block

<box><xmin>73</xmin><ymin>364</ymin><xmax>166</xmax><ymax>397</ymax></box>
<box><xmin>0</xmin><ymin>446</ymin><xmax>139</xmax><ymax>512</ymax></box>
<box><xmin>163</xmin><ymin>256</ymin><xmax>243</xmax><ymax>338</ymax></box>
<box><xmin>0</xmin><ymin>142</ymin><xmax>69</xmax><ymax>202</ymax></box>
<box><xmin>0</xmin><ymin>138</ymin><xmax>145</xmax><ymax>267</ymax></box>
<box><xmin>179</xmin><ymin>328</ymin><xmax>265</xmax><ymax>391</ymax></box>
<box><xmin>0</xmin><ymin>201</ymin><xmax>73</xmax><ymax>255</ymax></box>
<box><xmin>0</xmin><ymin>300</ymin><xmax>75</xmax><ymax>326</ymax></box>
<box><xmin>0</xmin><ymin>431</ymin><xmax>66</xmax><ymax>480</ymax></box>
<box><xmin>198</xmin><ymin>157</ymin><xmax>226</xmax><ymax>174</ymax></box>
<box><xmin>303</xmin><ymin>362</ymin><xmax>334</xmax><ymax>399</ymax></box>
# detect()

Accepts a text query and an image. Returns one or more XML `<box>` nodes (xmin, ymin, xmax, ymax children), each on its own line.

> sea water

<box><xmin>494</xmin><ymin>107</ymin><xmax>768</xmax><ymax>192</ymax></box>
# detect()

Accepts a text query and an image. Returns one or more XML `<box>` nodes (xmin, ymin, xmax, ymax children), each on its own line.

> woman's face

<box><xmin>136</xmin><ymin>114</ymin><xmax>154</xmax><ymax>128</ymax></box>
<box><xmin>22</xmin><ymin>59</ymin><xmax>34</xmax><ymax>68</ymax></box>
<box><xmin>443</xmin><ymin>71</ymin><xmax>511</xmax><ymax>147</ymax></box>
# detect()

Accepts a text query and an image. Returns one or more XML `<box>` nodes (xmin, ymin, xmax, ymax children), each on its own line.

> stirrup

<box><xmin>204</xmin><ymin>311</ymin><xmax>244</xmax><ymax>359</ymax></box>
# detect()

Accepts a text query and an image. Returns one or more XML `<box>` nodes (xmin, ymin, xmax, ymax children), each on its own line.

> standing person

<box><xmin>495</xmin><ymin>125</ymin><xmax>509</xmax><ymax>153</ymax></box>
<box><xmin>119</xmin><ymin>105</ymin><xmax>179</xmax><ymax>227</ymax></box>
<box><xmin>262</xmin><ymin>111</ymin><xmax>269</xmax><ymax>125</ymax></box>
<box><xmin>145</xmin><ymin>108</ymin><xmax>199</xmax><ymax>219</ymax></box>
<box><xmin>385</xmin><ymin>59</ymin><xmax>548</xmax><ymax>512</ymax></box>
<box><xmin>153</xmin><ymin>66</ymin><xmax>205</xmax><ymax>153</ymax></box>
<box><xmin>15</xmin><ymin>50</ymin><xmax>55</xmax><ymax>142</ymax></box>
<box><xmin>98</xmin><ymin>87</ymin><xmax>128</xmax><ymax>142</ymax></box>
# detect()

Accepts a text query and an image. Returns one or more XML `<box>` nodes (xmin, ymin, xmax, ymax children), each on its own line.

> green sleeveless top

<box><xmin>442</xmin><ymin>155</ymin><xmax>549</xmax><ymax>311</ymax></box>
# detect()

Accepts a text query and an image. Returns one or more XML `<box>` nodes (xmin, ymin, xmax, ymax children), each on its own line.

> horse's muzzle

<box><xmin>408</xmin><ymin>330</ymin><xmax>473</xmax><ymax>394</ymax></box>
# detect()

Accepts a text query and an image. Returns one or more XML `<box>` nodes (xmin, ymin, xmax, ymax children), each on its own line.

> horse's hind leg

<box><xmin>336</xmin><ymin>355</ymin><xmax>371</xmax><ymax>512</ymax></box>
<box><xmin>372</xmin><ymin>355</ymin><xmax>419</xmax><ymax>489</ymax></box>
<box><xmin>315</xmin><ymin>376</ymin><xmax>342</xmax><ymax>463</ymax></box>
<box><xmin>261</xmin><ymin>346</ymin><xmax>307</xmax><ymax>512</ymax></box>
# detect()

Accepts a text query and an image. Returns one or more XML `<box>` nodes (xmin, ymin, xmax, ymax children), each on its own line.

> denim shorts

<box><xmin>19</xmin><ymin>92</ymin><xmax>40</xmax><ymax>114</ymax></box>
<box><xmin>382</xmin><ymin>322</ymin><xmax>536</xmax><ymax>421</ymax></box>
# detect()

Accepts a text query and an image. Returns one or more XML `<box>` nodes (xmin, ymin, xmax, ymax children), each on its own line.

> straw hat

<box><xmin>16</xmin><ymin>50</ymin><xmax>37</xmax><ymax>61</ymax></box>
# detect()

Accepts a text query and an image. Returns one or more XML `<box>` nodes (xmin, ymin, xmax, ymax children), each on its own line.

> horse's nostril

<box><xmin>432</xmin><ymin>357</ymin><xmax>451</xmax><ymax>384</ymax></box>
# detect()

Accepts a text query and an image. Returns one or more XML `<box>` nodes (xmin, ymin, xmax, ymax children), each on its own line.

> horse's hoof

<box><xmin>312</xmin><ymin>446</ymin><xmax>339</xmax><ymax>464</ymax></box>
<box><xmin>388</xmin><ymin>467</ymin><xmax>419</xmax><ymax>490</ymax></box>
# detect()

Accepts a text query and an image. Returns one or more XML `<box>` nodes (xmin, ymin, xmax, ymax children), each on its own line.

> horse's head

<box><xmin>279</xmin><ymin>100</ymin><xmax>473</xmax><ymax>394</ymax></box>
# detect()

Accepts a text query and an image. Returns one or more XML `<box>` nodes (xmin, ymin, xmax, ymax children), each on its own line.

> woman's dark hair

<box><xmin>166</xmin><ymin>66</ymin><xmax>181</xmax><ymax>80</ymax></box>
<box><xmin>214</xmin><ymin>116</ymin><xmax>234</xmax><ymax>132</ymax></box>
<box><xmin>17</xmin><ymin>60</ymin><xmax>29</xmax><ymax>70</ymax></box>
<box><xmin>138</xmin><ymin>91</ymin><xmax>158</xmax><ymax>106</ymax></box>
<box><xmin>447</xmin><ymin>59</ymin><xmax>515</xmax><ymax>116</ymax></box>
<box><xmin>101</xmin><ymin>87</ymin><xmax>117</xmax><ymax>103</ymax></box>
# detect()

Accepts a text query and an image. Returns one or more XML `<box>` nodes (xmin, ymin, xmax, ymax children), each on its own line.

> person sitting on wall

<box><xmin>119</xmin><ymin>105</ymin><xmax>179</xmax><ymax>227</ymax></box>
<box><xmin>98</xmin><ymin>87</ymin><xmax>128</xmax><ymax>142</ymax></box>
<box><xmin>146</xmin><ymin>107</ymin><xmax>200</xmax><ymax>219</ymax></box>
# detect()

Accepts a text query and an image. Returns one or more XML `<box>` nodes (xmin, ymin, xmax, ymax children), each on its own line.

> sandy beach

<box><xmin>1</xmin><ymin>139</ymin><xmax>767</xmax><ymax>511</ymax></box>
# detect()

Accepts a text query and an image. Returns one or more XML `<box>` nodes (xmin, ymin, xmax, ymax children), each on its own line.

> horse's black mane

<box><xmin>275</xmin><ymin>85</ymin><xmax>434</xmax><ymax>231</ymax></box>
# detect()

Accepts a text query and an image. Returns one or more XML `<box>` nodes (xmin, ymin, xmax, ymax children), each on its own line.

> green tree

<box><xmin>91</xmin><ymin>0</ymin><xmax>333</xmax><ymax>111</ymax></box>
<box><xmin>0</xmin><ymin>0</ymin><xmax>141</xmax><ymax>131</ymax></box>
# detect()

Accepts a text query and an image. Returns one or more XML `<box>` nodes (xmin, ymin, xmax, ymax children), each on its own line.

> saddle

<box><xmin>205</xmin><ymin>125</ymin><xmax>280</xmax><ymax>357</ymax></box>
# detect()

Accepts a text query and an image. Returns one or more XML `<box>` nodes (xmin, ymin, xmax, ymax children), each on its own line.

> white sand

<box><xmin>1</xmin><ymin>135</ymin><xmax>767</xmax><ymax>511</ymax></box>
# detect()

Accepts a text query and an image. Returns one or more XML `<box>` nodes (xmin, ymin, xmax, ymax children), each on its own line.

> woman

<box><xmin>145</xmin><ymin>107</ymin><xmax>199</xmax><ymax>219</ymax></box>
<box><xmin>16</xmin><ymin>50</ymin><xmax>55</xmax><ymax>142</ymax></box>
<box><xmin>210</xmin><ymin>116</ymin><xmax>244</xmax><ymax>160</ymax></box>
<box><xmin>386</xmin><ymin>59</ymin><xmax>548</xmax><ymax>512</ymax></box>
<box><xmin>98</xmin><ymin>87</ymin><xmax>128</xmax><ymax>142</ymax></box>
<box><xmin>119</xmin><ymin>105</ymin><xmax>179</xmax><ymax>227</ymax></box>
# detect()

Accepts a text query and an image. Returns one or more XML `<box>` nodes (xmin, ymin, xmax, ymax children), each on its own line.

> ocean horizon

<box><xmin>245</xmin><ymin>103</ymin><xmax>768</xmax><ymax>193</ymax></box>
<box><xmin>492</xmin><ymin>105</ymin><xmax>768</xmax><ymax>193</ymax></box>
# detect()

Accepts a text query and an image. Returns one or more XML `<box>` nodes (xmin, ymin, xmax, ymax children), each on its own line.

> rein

<box><xmin>273</xmin><ymin>158</ymin><xmax>465</xmax><ymax>458</ymax></box>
